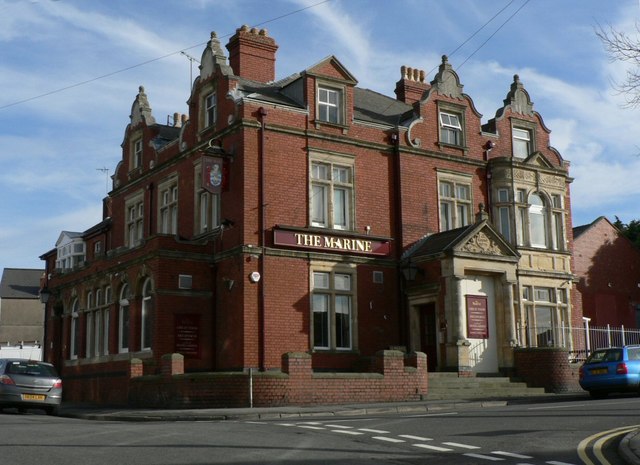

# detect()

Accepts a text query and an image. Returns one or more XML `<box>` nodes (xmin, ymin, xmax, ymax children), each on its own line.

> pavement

<box><xmin>55</xmin><ymin>392</ymin><xmax>640</xmax><ymax>465</ymax></box>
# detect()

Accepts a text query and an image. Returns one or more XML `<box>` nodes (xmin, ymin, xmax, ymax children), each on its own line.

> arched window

<box><xmin>118</xmin><ymin>284</ymin><xmax>130</xmax><ymax>353</ymax></box>
<box><xmin>528</xmin><ymin>193</ymin><xmax>547</xmax><ymax>248</ymax></box>
<box><xmin>70</xmin><ymin>298</ymin><xmax>79</xmax><ymax>360</ymax></box>
<box><xmin>141</xmin><ymin>279</ymin><xmax>153</xmax><ymax>351</ymax></box>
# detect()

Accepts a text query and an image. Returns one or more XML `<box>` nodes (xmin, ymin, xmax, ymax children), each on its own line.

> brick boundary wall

<box><xmin>513</xmin><ymin>348</ymin><xmax>582</xmax><ymax>393</ymax></box>
<box><xmin>127</xmin><ymin>350</ymin><xmax>428</xmax><ymax>408</ymax></box>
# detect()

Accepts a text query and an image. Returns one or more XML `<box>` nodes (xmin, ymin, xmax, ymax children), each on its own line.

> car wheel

<box><xmin>589</xmin><ymin>390</ymin><xmax>608</xmax><ymax>399</ymax></box>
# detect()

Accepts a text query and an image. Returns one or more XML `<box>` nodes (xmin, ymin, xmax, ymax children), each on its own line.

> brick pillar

<box><xmin>161</xmin><ymin>353</ymin><xmax>184</xmax><ymax>378</ymax></box>
<box><xmin>129</xmin><ymin>358</ymin><xmax>143</xmax><ymax>378</ymax></box>
<box><xmin>375</xmin><ymin>350</ymin><xmax>404</xmax><ymax>375</ymax></box>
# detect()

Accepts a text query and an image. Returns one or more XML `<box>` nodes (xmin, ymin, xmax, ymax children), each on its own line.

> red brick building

<box><xmin>40</xmin><ymin>26</ymin><xmax>579</xmax><ymax>406</ymax></box>
<box><xmin>573</xmin><ymin>216</ymin><xmax>640</xmax><ymax>328</ymax></box>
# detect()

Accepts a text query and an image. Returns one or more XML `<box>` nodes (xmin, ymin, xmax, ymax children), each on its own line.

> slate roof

<box><xmin>353</xmin><ymin>87</ymin><xmax>413</xmax><ymax>126</ymax></box>
<box><xmin>0</xmin><ymin>268</ymin><xmax>44</xmax><ymax>299</ymax></box>
<box><xmin>405</xmin><ymin>225</ymin><xmax>476</xmax><ymax>259</ymax></box>
<box><xmin>233</xmin><ymin>76</ymin><xmax>413</xmax><ymax>127</ymax></box>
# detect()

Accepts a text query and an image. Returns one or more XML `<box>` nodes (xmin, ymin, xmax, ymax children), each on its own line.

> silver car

<box><xmin>0</xmin><ymin>359</ymin><xmax>62</xmax><ymax>415</ymax></box>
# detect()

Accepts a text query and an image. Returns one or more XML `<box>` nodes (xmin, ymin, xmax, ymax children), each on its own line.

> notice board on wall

<box><xmin>466</xmin><ymin>295</ymin><xmax>488</xmax><ymax>339</ymax></box>
<box><xmin>174</xmin><ymin>314</ymin><xmax>201</xmax><ymax>358</ymax></box>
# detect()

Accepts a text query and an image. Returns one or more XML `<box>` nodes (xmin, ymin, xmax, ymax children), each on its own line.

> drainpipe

<box><xmin>392</xmin><ymin>130</ymin><xmax>407</xmax><ymax>346</ymax></box>
<box><xmin>258</xmin><ymin>107</ymin><xmax>267</xmax><ymax>371</ymax></box>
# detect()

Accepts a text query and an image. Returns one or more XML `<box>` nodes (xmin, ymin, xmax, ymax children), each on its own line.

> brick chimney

<box><xmin>395</xmin><ymin>66</ymin><xmax>430</xmax><ymax>104</ymax></box>
<box><xmin>226</xmin><ymin>25</ymin><xmax>278</xmax><ymax>83</ymax></box>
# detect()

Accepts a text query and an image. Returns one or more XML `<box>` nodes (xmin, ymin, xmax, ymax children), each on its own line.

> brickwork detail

<box><xmin>514</xmin><ymin>348</ymin><xmax>581</xmax><ymax>393</ymax></box>
<box><xmin>127</xmin><ymin>351</ymin><xmax>428</xmax><ymax>408</ymax></box>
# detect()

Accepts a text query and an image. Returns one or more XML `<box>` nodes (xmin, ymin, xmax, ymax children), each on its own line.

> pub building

<box><xmin>40</xmin><ymin>26</ymin><xmax>578</xmax><ymax>406</ymax></box>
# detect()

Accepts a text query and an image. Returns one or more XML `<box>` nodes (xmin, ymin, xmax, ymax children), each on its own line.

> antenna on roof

<box><xmin>96</xmin><ymin>167</ymin><xmax>109</xmax><ymax>195</ymax></box>
<box><xmin>180</xmin><ymin>51</ymin><xmax>200</xmax><ymax>92</ymax></box>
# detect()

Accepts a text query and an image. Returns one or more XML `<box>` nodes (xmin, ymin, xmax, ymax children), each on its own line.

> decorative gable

<box><xmin>457</xmin><ymin>225</ymin><xmax>513</xmax><ymax>257</ymax></box>
<box><xmin>426</xmin><ymin>55</ymin><xmax>464</xmax><ymax>100</ymax></box>
<box><xmin>306</xmin><ymin>56</ymin><xmax>357</xmax><ymax>84</ymax></box>
<box><xmin>524</xmin><ymin>151</ymin><xmax>554</xmax><ymax>169</ymax></box>
<box><xmin>130</xmin><ymin>86</ymin><xmax>155</xmax><ymax>126</ymax></box>
<box><xmin>501</xmin><ymin>74</ymin><xmax>534</xmax><ymax>116</ymax></box>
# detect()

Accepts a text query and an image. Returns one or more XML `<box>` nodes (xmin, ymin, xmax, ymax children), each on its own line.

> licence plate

<box><xmin>22</xmin><ymin>394</ymin><xmax>46</xmax><ymax>401</ymax></box>
<box><xmin>590</xmin><ymin>368</ymin><xmax>608</xmax><ymax>375</ymax></box>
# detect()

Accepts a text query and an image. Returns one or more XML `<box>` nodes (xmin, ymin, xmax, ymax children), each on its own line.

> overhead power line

<box><xmin>0</xmin><ymin>0</ymin><xmax>333</xmax><ymax>111</ymax></box>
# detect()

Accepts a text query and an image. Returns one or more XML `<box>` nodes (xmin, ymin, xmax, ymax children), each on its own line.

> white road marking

<box><xmin>443</xmin><ymin>442</ymin><xmax>481</xmax><ymax>449</ymax></box>
<box><xmin>413</xmin><ymin>443</ymin><xmax>453</xmax><ymax>452</ymax></box>
<box><xmin>373</xmin><ymin>436</ymin><xmax>405</xmax><ymax>443</ymax></box>
<box><xmin>463</xmin><ymin>453</ymin><xmax>505</xmax><ymax>461</ymax></box>
<box><xmin>399</xmin><ymin>434</ymin><xmax>433</xmax><ymax>441</ymax></box>
<box><xmin>546</xmin><ymin>462</ymin><xmax>577</xmax><ymax>465</ymax></box>
<box><xmin>491</xmin><ymin>451</ymin><xmax>533</xmax><ymax>459</ymax></box>
<box><xmin>298</xmin><ymin>425</ymin><xmax>325</xmax><ymax>430</ymax></box>
<box><xmin>358</xmin><ymin>428</ymin><xmax>389</xmax><ymax>434</ymax></box>
<box><xmin>325</xmin><ymin>424</ymin><xmax>352</xmax><ymax>429</ymax></box>
<box><xmin>276</xmin><ymin>423</ymin><xmax>296</xmax><ymax>427</ymax></box>
<box><xmin>332</xmin><ymin>430</ymin><xmax>364</xmax><ymax>435</ymax></box>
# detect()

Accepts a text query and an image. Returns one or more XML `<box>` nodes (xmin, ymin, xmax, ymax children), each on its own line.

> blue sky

<box><xmin>1</xmin><ymin>0</ymin><xmax>639</xmax><ymax>273</ymax></box>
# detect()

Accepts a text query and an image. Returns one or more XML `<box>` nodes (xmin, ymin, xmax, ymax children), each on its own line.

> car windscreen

<box><xmin>585</xmin><ymin>349</ymin><xmax>622</xmax><ymax>363</ymax></box>
<box><xmin>5</xmin><ymin>361</ymin><xmax>58</xmax><ymax>377</ymax></box>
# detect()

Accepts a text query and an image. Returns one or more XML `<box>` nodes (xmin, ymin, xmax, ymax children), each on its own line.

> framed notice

<box><xmin>466</xmin><ymin>295</ymin><xmax>488</xmax><ymax>339</ymax></box>
<box><xmin>174</xmin><ymin>314</ymin><xmax>201</xmax><ymax>358</ymax></box>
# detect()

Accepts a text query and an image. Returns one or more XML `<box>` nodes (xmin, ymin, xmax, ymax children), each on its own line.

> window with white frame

<box><xmin>522</xmin><ymin>285</ymin><xmax>570</xmax><ymax>349</ymax></box>
<box><xmin>528</xmin><ymin>193</ymin><xmax>548</xmax><ymax>248</ymax></box>
<box><xmin>439</xmin><ymin>111</ymin><xmax>463</xmax><ymax>146</ymax></box>
<box><xmin>102</xmin><ymin>286</ymin><xmax>111</xmax><ymax>355</ymax></box>
<box><xmin>133</xmin><ymin>138</ymin><xmax>143</xmax><ymax>169</ymax></box>
<box><xmin>141</xmin><ymin>278</ymin><xmax>153</xmax><ymax>351</ymax></box>
<box><xmin>118</xmin><ymin>284</ymin><xmax>130</xmax><ymax>353</ymax></box>
<box><xmin>85</xmin><ymin>292</ymin><xmax>95</xmax><ymax>359</ymax></box>
<box><xmin>126</xmin><ymin>195</ymin><xmax>144</xmax><ymax>247</ymax></box>
<box><xmin>198</xmin><ymin>191</ymin><xmax>220</xmax><ymax>233</ymax></box>
<box><xmin>515</xmin><ymin>188</ymin><xmax>527</xmax><ymax>246</ymax></box>
<box><xmin>438</xmin><ymin>178</ymin><xmax>471</xmax><ymax>231</ymax></box>
<box><xmin>312</xmin><ymin>269</ymin><xmax>355</xmax><ymax>351</ymax></box>
<box><xmin>550</xmin><ymin>194</ymin><xmax>565</xmax><ymax>251</ymax></box>
<box><xmin>496</xmin><ymin>187</ymin><xmax>512</xmax><ymax>241</ymax></box>
<box><xmin>512</xmin><ymin>127</ymin><xmax>532</xmax><ymax>157</ymax></box>
<box><xmin>204</xmin><ymin>92</ymin><xmax>217</xmax><ymax>128</ymax></box>
<box><xmin>310</xmin><ymin>155</ymin><xmax>354</xmax><ymax>230</ymax></box>
<box><xmin>159</xmin><ymin>183</ymin><xmax>178</xmax><ymax>235</ymax></box>
<box><xmin>70</xmin><ymin>298</ymin><xmax>79</xmax><ymax>360</ymax></box>
<box><xmin>317</xmin><ymin>86</ymin><xmax>342</xmax><ymax>124</ymax></box>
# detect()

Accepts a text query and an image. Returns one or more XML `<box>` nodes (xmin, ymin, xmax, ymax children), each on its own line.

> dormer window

<box><xmin>205</xmin><ymin>92</ymin><xmax>217</xmax><ymax>128</ymax></box>
<box><xmin>513</xmin><ymin>127</ymin><xmax>531</xmax><ymax>157</ymax></box>
<box><xmin>439</xmin><ymin>111</ymin><xmax>462</xmax><ymax>146</ymax></box>
<box><xmin>317</xmin><ymin>86</ymin><xmax>342</xmax><ymax>124</ymax></box>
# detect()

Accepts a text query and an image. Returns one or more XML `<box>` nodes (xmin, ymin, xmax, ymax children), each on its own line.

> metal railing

<box><xmin>519</xmin><ymin>324</ymin><xmax>640</xmax><ymax>363</ymax></box>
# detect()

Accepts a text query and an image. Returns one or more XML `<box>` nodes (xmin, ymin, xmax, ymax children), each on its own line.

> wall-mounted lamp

<box><xmin>39</xmin><ymin>287</ymin><xmax>51</xmax><ymax>304</ymax></box>
<box><xmin>401</xmin><ymin>261</ymin><xmax>419</xmax><ymax>281</ymax></box>
<box><xmin>365</xmin><ymin>225</ymin><xmax>371</xmax><ymax>235</ymax></box>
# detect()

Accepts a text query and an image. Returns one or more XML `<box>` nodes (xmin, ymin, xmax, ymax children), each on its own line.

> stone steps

<box><xmin>427</xmin><ymin>372</ymin><xmax>547</xmax><ymax>400</ymax></box>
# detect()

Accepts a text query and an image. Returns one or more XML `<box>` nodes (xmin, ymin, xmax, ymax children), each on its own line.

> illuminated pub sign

<box><xmin>273</xmin><ymin>228</ymin><xmax>391</xmax><ymax>256</ymax></box>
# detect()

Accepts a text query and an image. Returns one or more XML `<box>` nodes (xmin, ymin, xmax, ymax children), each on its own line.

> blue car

<box><xmin>579</xmin><ymin>346</ymin><xmax>640</xmax><ymax>398</ymax></box>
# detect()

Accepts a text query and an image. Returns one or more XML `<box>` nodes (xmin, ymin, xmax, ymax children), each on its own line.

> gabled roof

<box><xmin>55</xmin><ymin>231</ymin><xmax>83</xmax><ymax>247</ymax></box>
<box><xmin>573</xmin><ymin>216</ymin><xmax>618</xmax><ymax>240</ymax></box>
<box><xmin>0</xmin><ymin>268</ymin><xmax>44</xmax><ymax>299</ymax></box>
<box><xmin>405</xmin><ymin>220</ymin><xmax>519</xmax><ymax>262</ymax></box>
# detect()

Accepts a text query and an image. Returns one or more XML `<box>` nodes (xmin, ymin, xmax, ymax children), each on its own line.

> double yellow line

<box><xmin>578</xmin><ymin>425</ymin><xmax>640</xmax><ymax>465</ymax></box>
